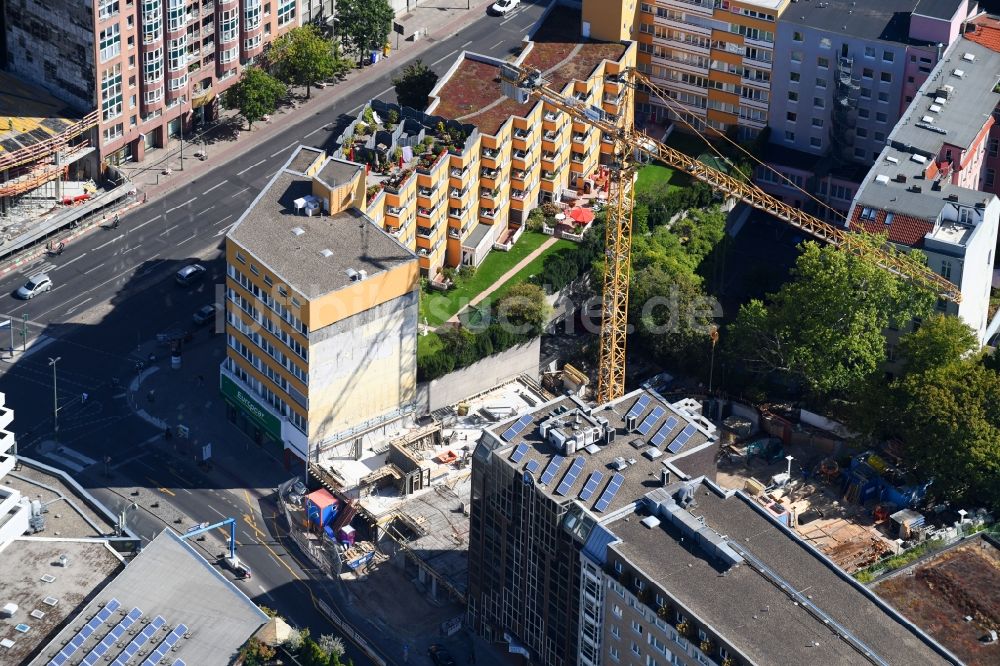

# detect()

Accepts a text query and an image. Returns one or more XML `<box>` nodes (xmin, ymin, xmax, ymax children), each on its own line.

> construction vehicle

<box><xmin>178</xmin><ymin>517</ymin><xmax>251</xmax><ymax>580</ymax></box>
<box><xmin>499</xmin><ymin>66</ymin><xmax>961</xmax><ymax>403</ymax></box>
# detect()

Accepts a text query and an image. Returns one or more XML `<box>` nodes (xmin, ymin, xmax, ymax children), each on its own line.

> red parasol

<box><xmin>567</xmin><ymin>207</ymin><xmax>595</xmax><ymax>224</ymax></box>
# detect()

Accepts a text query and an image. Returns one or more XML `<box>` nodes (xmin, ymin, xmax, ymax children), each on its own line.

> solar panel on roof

<box><xmin>525</xmin><ymin>459</ymin><xmax>540</xmax><ymax>474</ymax></box>
<box><xmin>173</xmin><ymin>661</ymin><xmax>187</xmax><ymax>666</ymax></box>
<box><xmin>509</xmin><ymin>443</ymin><xmax>529</xmax><ymax>463</ymax></box>
<box><xmin>539</xmin><ymin>455</ymin><xmax>565</xmax><ymax>485</ymax></box>
<box><xmin>50</xmin><ymin>599</ymin><xmax>121</xmax><ymax>666</ymax></box>
<box><xmin>112</xmin><ymin>617</ymin><xmax>164</xmax><ymax>666</ymax></box>
<box><xmin>141</xmin><ymin>624</ymin><xmax>187</xmax><ymax>666</ymax></box>
<box><xmin>579</xmin><ymin>471</ymin><xmax>604</xmax><ymax>501</ymax></box>
<box><xmin>666</xmin><ymin>423</ymin><xmax>698</xmax><ymax>454</ymax></box>
<box><xmin>555</xmin><ymin>456</ymin><xmax>585</xmax><ymax>495</ymax></box>
<box><xmin>649</xmin><ymin>415</ymin><xmax>680</xmax><ymax>448</ymax></box>
<box><xmin>501</xmin><ymin>414</ymin><xmax>533</xmax><ymax>441</ymax></box>
<box><xmin>636</xmin><ymin>406</ymin><xmax>665</xmax><ymax>436</ymax></box>
<box><xmin>593</xmin><ymin>473</ymin><xmax>625</xmax><ymax>512</ymax></box>
<box><xmin>625</xmin><ymin>395</ymin><xmax>650</xmax><ymax>420</ymax></box>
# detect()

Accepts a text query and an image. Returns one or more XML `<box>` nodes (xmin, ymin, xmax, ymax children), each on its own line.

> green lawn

<box><xmin>419</xmin><ymin>231</ymin><xmax>554</xmax><ymax>326</ymax></box>
<box><xmin>418</xmin><ymin>330</ymin><xmax>443</xmax><ymax>360</ymax></box>
<box><xmin>635</xmin><ymin>164</ymin><xmax>686</xmax><ymax>196</ymax></box>
<box><xmin>490</xmin><ymin>238</ymin><xmax>575</xmax><ymax>303</ymax></box>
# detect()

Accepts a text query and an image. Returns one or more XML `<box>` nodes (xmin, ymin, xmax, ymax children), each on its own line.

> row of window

<box><xmin>101</xmin><ymin>64</ymin><xmax>123</xmax><ymax>121</ymax></box>
<box><xmin>228</xmin><ymin>260</ymin><xmax>307</xmax><ymax>335</ymax></box>
<box><xmin>227</xmin><ymin>285</ymin><xmax>309</xmax><ymax>365</ymax></box>
<box><xmin>225</xmin><ymin>356</ymin><xmax>307</xmax><ymax>433</ymax></box>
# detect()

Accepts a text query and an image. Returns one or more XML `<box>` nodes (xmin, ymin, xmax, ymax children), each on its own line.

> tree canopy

<box><xmin>726</xmin><ymin>241</ymin><xmax>934</xmax><ymax>398</ymax></box>
<box><xmin>392</xmin><ymin>59</ymin><xmax>438</xmax><ymax>110</ymax></box>
<box><xmin>222</xmin><ymin>66</ymin><xmax>286</xmax><ymax>130</ymax></box>
<box><xmin>270</xmin><ymin>25</ymin><xmax>335</xmax><ymax>98</ymax></box>
<box><xmin>897</xmin><ymin>313</ymin><xmax>979</xmax><ymax>376</ymax></box>
<box><xmin>336</xmin><ymin>0</ymin><xmax>394</xmax><ymax>65</ymax></box>
<box><xmin>495</xmin><ymin>283</ymin><xmax>551</xmax><ymax>337</ymax></box>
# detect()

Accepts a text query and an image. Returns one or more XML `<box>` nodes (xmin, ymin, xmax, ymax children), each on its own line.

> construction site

<box><xmin>280</xmin><ymin>377</ymin><xmax>550</xmax><ymax>641</ymax></box>
<box><xmin>0</xmin><ymin>73</ymin><xmax>133</xmax><ymax>262</ymax></box>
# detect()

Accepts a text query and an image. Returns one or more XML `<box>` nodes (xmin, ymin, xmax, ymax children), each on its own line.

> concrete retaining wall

<box><xmin>416</xmin><ymin>337</ymin><xmax>541</xmax><ymax>413</ymax></box>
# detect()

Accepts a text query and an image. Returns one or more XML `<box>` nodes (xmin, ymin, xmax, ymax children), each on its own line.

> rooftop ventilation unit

<box><xmin>929</xmin><ymin>104</ymin><xmax>942</xmax><ymax>113</ymax></box>
<box><xmin>921</xmin><ymin>115</ymin><xmax>934</xmax><ymax>123</ymax></box>
<box><xmin>640</xmin><ymin>515</ymin><xmax>661</xmax><ymax>529</ymax></box>
<box><xmin>934</xmin><ymin>96</ymin><xmax>947</xmax><ymax>105</ymax></box>
<box><xmin>911</xmin><ymin>154</ymin><xmax>928</xmax><ymax>164</ymax></box>
<box><xmin>953</xmin><ymin>69</ymin><xmax>965</xmax><ymax>78</ymax></box>
<box><xmin>885</xmin><ymin>155</ymin><xmax>899</xmax><ymax>164</ymax></box>
<box><xmin>320</xmin><ymin>249</ymin><xmax>334</xmax><ymax>258</ymax></box>
<box><xmin>291</xmin><ymin>227</ymin><xmax>305</xmax><ymax>236</ymax></box>
<box><xmin>875</xmin><ymin>174</ymin><xmax>891</xmax><ymax>184</ymax></box>
<box><xmin>962</xmin><ymin>52</ymin><xmax>976</xmax><ymax>62</ymax></box>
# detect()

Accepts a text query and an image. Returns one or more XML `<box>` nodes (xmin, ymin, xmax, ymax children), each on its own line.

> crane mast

<box><xmin>499</xmin><ymin>65</ymin><xmax>961</xmax><ymax>403</ymax></box>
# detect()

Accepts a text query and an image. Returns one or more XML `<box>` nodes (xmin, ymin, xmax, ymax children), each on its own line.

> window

<box><xmin>615</xmin><ymin>561</ymin><xmax>623</xmax><ymax>573</ymax></box>
<box><xmin>880</xmin><ymin>71</ymin><xmax>892</xmax><ymax>83</ymax></box>
<box><xmin>941</xmin><ymin>260</ymin><xmax>952</xmax><ymax>280</ymax></box>
<box><xmin>99</xmin><ymin>0</ymin><xmax>120</xmax><ymax>19</ymax></box>
<box><xmin>167</xmin><ymin>73</ymin><xmax>187</xmax><ymax>90</ymax></box>
<box><xmin>786</xmin><ymin>111</ymin><xmax>797</xmax><ymax>122</ymax></box>
<box><xmin>219</xmin><ymin>46</ymin><xmax>238</xmax><ymax>64</ymax></box>
<box><xmin>220</xmin><ymin>8</ymin><xmax>239</xmax><ymax>42</ymax></box>
<box><xmin>609</xmin><ymin>646</ymin><xmax>620</xmax><ymax>661</ymax></box>
<box><xmin>144</xmin><ymin>46</ymin><xmax>163</xmax><ymax>82</ymax></box>
<box><xmin>989</xmin><ymin>138</ymin><xmax>999</xmax><ymax>157</ymax></box>
<box><xmin>791</xmin><ymin>50</ymin><xmax>802</xmax><ymax>63</ymax></box>
<box><xmin>813</xmin><ymin>97</ymin><xmax>825</xmax><ymax>108</ymax></box>
<box><xmin>792</xmin><ymin>31</ymin><xmax>803</xmax><ymax>42</ymax></box>
<box><xmin>865</xmin><ymin>46</ymin><xmax>875</xmax><ymax>58</ymax></box>
<box><xmin>815</xmin><ymin>77</ymin><xmax>826</xmax><ymax>88</ymax></box>
<box><xmin>99</xmin><ymin>24</ymin><xmax>121</xmax><ymax>61</ymax></box>
<box><xmin>935</xmin><ymin>298</ymin><xmax>948</xmax><ymax>312</ymax></box>
<box><xmin>168</xmin><ymin>37</ymin><xmax>186</xmax><ymax>70</ymax></box>
<box><xmin>883</xmin><ymin>50</ymin><xmax>894</xmax><ymax>62</ymax></box>
<box><xmin>632</xmin><ymin>620</ymin><xmax>644</xmax><ymax>634</ymax></box>
<box><xmin>811</xmin><ymin>117</ymin><xmax>824</xmax><ymax>128</ymax></box>
<box><xmin>862</xmin><ymin>67</ymin><xmax>873</xmax><ymax>79</ymax></box>
<box><xmin>236</xmin><ymin>252</ymin><xmax>247</xmax><ymax>264</ymax></box>
<box><xmin>907</xmin><ymin>76</ymin><xmax>915</xmax><ymax>83</ymax></box>
<box><xmin>854</xmin><ymin>147</ymin><xmax>866</xmax><ymax>158</ymax></box>
<box><xmin>263</xmin><ymin>274</ymin><xmax>273</xmax><ymax>287</ymax></box>
<box><xmin>611</xmin><ymin>625</ymin><xmax>621</xmax><ymax>639</ymax></box>
<box><xmin>277</xmin><ymin>0</ymin><xmax>295</xmax><ymax>26</ymax></box>
<box><xmin>810</xmin><ymin>137</ymin><xmax>822</xmax><ymax>148</ymax></box>
<box><xmin>785</xmin><ymin>131</ymin><xmax>794</xmax><ymax>141</ymax></box>
<box><xmin>632</xmin><ymin>642</ymin><xmax>641</xmax><ymax>656</ymax></box>
<box><xmin>101</xmin><ymin>65</ymin><xmax>123</xmax><ymax>121</ymax></box>
<box><xmin>817</xmin><ymin>56</ymin><xmax>829</xmax><ymax>68</ymax></box>
<box><xmin>858</xmin><ymin>108</ymin><xmax>870</xmax><ymax>119</ymax></box>
<box><xmin>856</xmin><ymin>127</ymin><xmax>868</xmax><ymax>138</ymax></box>
<box><xmin>144</xmin><ymin>86</ymin><xmax>163</xmax><ymax>104</ymax></box>
<box><xmin>788</xmin><ymin>91</ymin><xmax>799</xmax><ymax>102</ymax></box>
<box><xmin>986</xmin><ymin>168</ymin><xmax>996</xmax><ymax>188</ymax></box>
<box><xmin>634</xmin><ymin>577</ymin><xmax>644</xmax><ymax>590</ymax></box>
<box><xmin>102</xmin><ymin>122</ymin><xmax>124</xmax><ymax>144</ymax></box>
<box><xmin>245</xmin><ymin>0</ymin><xmax>262</xmax><ymax>30</ymax></box>
<box><xmin>244</xmin><ymin>34</ymin><xmax>262</xmax><ymax>50</ymax></box>
<box><xmin>790</xmin><ymin>71</ymin><xmax>800</xmax><ymax>83</ymax></box>
<box><xmin>819</xmin><ymin>37</ymin><xmax>831</xmax><ymax>49</ymax></box>
<box><xmin>878</xmin><ymin>92</ymin><xmax>889</xmax><ymax>103</ymax></box>
<box><xmin>249</xmin><ymin>264</ymin><xmax>260</xmax><ymax>276</ymax></box>
<box><xmin>876</xmin><ymin>112</ymin><xmax>887</xmax><ymax>123</ymax></box>
<box><xmin>860</xmin><ymin>87</ymin><xmax>871</xmax><ymax>99</ymax></box>
<box><xmin>166</xmin><ymin>0</ymin><xmax>185</xmax><ymax>31</ymax></box>
<box><xmin>142</xmin><ymin>0</ymin><xmax>161</xmax><ymax>42</ymax></box>
<box><xmin>874</xmin><ymin>131</ymin><xmax>885</xmax><ymax>142</ymax></box>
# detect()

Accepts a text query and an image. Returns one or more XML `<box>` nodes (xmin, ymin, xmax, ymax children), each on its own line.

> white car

<box><xmin>15</xmin><ymin>273</ymin><xmax>52</xmax><ymax>299</ymax></box>
<box><xmin>491</xmin><ymin>0</ymin><xmax>519</xmax><ymax>15</ymax></box>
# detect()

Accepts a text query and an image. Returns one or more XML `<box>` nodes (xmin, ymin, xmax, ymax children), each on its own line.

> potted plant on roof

<box><xmin>676</xmin><ymin>619</ymin><xmax>691</xmax><ymax>638</ymax></box>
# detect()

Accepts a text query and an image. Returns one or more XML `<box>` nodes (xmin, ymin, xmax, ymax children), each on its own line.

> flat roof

<box><xmin>0</xmin><ymin>540</ymin><xmax>123</xmax><ymax>665</ymax></box>
<box><xmin>784</xmin><ymin>0</ymin><xmax>955</xmax><ymax>43</ymax></box>
<box><xmin>486</xmin><ymin>390</ymin><xmax>716</xmax><ymax>518</ymax></box>
<box><xmin>607</xmin><ymin>481</ymin><xmax>954</xmax><ymax>665</ymax></box>
<box><xmin>873</xmin><ymin>534</ymin><xmax>1000</xmax><ymax>664</ymax></box>
<box><xmin>228</xmin><ymin>149</ymin><xmax>416</xmax><ymax>300</ymax></box>
<box><xmin>30</xmin><ymin>530</ymin><xmax>268</xmax><ymax>666</ymax></box>
<box><xmin>430</xmin><ymin>6</ymin><xmax>628</xmax><ymax>135</ymax></box>
<box><xmin>913</xmin><ymin>0</ymin><xmax>965</xmax><ymax>20</ymax></box>
<box><xmin>3</xmin><ymin>461</ymin><xmax>118</xmax><ymax>538</ymax></box>
<box><xmin>0</xmin><ymin>72</ymin><xmax>85</xmax><ymax>156</ymax></box>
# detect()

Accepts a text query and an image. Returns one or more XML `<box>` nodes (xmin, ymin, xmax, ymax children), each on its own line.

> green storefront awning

<box><xmin>220</xmin><ymin>374</ymin><xmax>282</xmax><ymax>440</ymax></box>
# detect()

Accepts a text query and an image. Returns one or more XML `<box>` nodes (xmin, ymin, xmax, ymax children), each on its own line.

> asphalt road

<box><xmin>0</xmin><ymin>3</ymin><xmax>545</xmax><ymax>665</ymax></box>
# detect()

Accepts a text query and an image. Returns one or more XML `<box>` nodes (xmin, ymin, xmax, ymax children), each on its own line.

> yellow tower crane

<box><xmin>498</xmin><ymin>65</ymin><xmax>961</xmax><ymax>404</ymax></box>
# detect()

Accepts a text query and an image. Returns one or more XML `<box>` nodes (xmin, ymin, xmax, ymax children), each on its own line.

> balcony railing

<box><xmin>481</xmin><ymin>208</ymin><xmax>497</xmax><ymax>219</ymax></box>
<box><xmin>451</xmin><ymin>166</ymin><xmax>469</xmax><ymax>178</ymax></box>
<box><xmin>481</xmin><ymin>167</ymin><xmax>500</xmax><ymax>179</ymax></box>
<box><xmin>480</xmin><ymin>188</ymin><xmax>499</xmax><ymax>200</ymax></box>
<box><xmin>512</xmin><ymin>189</ymin><xmax>526</xmax><ymax>200</ymax></box>
<box><xmin>513</xmin><ymin>128</ymin><xmax>532</xmax><ymax>139</ymax></box>
<box><xmin>418</xmin><ymin>187</ymin><xmax>434</xmax><ymax>197</ymax></box>
<box><xmin>482</xmin><ymin>147</ymin><xmax>500</xmax><ymax>159</ymax></box>
<box><xmin>544</xmin><ymin>111</ymin><xmax>558</xmax><ymax>121</ymax></box>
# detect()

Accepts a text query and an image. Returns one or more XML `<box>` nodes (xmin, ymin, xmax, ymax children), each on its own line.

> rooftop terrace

<box><xmin>608</xmin><ymin>480</ymin><xmax>955</xmax><ymax>665</ymax></box>
<box><xmin>784</xmin><ymin>0</ymin><xmax>961</xmax><ymax>43</ymax></box>
<box><xmin>429</xmin><ymin>6</ymin><xmax>628</xmax><ymax>135</ymax></box>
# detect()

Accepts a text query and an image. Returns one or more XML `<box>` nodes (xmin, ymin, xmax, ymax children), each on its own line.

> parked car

<box><xmin>15</xmin><ymin>273</ymin><xmax>53</xmax><ymax>299</ymax></box>
<box><xmin>427</xmin><ymin>645</ymin><xmax>456</xmax><ymax>666</ymax></box>
<box><xmin>175</xmin><ymin>264</ymin><xmax>206</xmax><ymax>286</ymax></box>
<box><xmin>192</xmin><ymin>303</ymin><xmax>220</xmax><ymax>325</ymax></box>
<box><xmin>490</xmin><ymin>0</ymin><xmax>519</xmax><ymax>15</ymax></box>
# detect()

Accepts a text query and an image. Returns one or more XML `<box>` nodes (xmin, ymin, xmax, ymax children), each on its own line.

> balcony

<box><xmin>417</xmin><ymin>224</ymin><xmax>436</xmax><ymax>238</ymax></box>
<box><xmin>541</xmin><ymin>170</ymin><xmax>558</xmax><ymax>181</ymax></box>
<box><xmin>418</xmin><ymin>186</ymin><xmax>435</xmax><ymax>197</ymax></box>
<box><xmin>572</xmin><ymin>151</ymin><xmax>590</xmax><ymax>163</ymax></box>
<box><xmin>448</xmin><ymin>228</ymin><xmax>460</xmax><ymax>239</ymax></box>
<box><xmin>417</xmin><ymin>205</ymin><xmax>436</xmax><ymax>218</ymax></box>
<box><xmin>513</xmin><ymin>128</ymin><xmax>532</xmax><ymax>139</ymax></box>
<box><xmin>201</xmin><ymin>0</ymin><xmax>214</xmax><ymax>13</ymax></box>
<box><xmin>386</xmin><ymin>205</ymin><xmax>404</xmax><ymax>216</ymax></box>
<box><xmin>450</xmin><ymin>166</ymin><xmax>469</xmax><ymax>178</ymax></box>
<box><xmin>543</xmin><ymin>111</ymin><xmax>558</xmax><ymax>122</ymax></box>
<box><xmin>574</xmin><ymin>90</ymin><xmax>589</xmax><ymax>102</ymax></box>
<box><xmin>573</xmin><ymin>132</ymin><xmax>590</xmax><ymax>143</ymax></box>
<box><xmin>512</xmin><ymin>169</ymin><xmax>527</xmax><ymax>180</ymax></box>
<box><xmin>512</xmin><ymin>189</ymin><xmax>526</xmax><ymax>200</ymax></box>
<box><xmin>482</xmin><ymin>147</ymin><xmax>500</xmax><ymax>159</ymax></box>
<box><xmin>543</xmin><ymin>129</ymin><xmax>559</xmax><ymax>141</ymax></box>
<box><xmin>481</xmin><ymin>208</ymin><xmax>497</xmax><ymax>219</ymax></box>
<box><xmin>481</xmin><ymin>166</ymin><xmax>500</xmax><ymax>179</ymax></box>
<box><xmin>604</xmin><ymin>92</ymin><xmax>624</xmax><ymax>105</ymax></box>
<box><xmin>449</xmin><ymin>206</ymin><xmax>469</xmax><ymax>218</ymax></box>
<box><xmin>480</xmin><ymin>188</ymin><xmax>500</xmax><ymax>200</ymax></box>
<box><xmin>542</xmin><ymin>150</ymin><xmax>561</xmax><ymax>162</ymax></box>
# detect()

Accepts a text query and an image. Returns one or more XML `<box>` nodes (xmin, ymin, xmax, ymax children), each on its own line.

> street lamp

<box><xmin>48</xmin><ymin>357</ymin><xmax>61</xmax><ymax>442</ymax></box>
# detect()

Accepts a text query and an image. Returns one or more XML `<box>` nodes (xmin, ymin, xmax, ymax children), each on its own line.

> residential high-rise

<box><xmin>468</xmin><ymin>389</ymin><xmax>719</xmax><ymax>666</ymax></box>
<box><xmin>3</xmin><ymin>0</ymin><xmax>301</xmax><ymax>166</ymax></box>
<box><xmin>223</xmin><ymin>146</ymin><xmax>419</xmax><ymax>468</ymax></box>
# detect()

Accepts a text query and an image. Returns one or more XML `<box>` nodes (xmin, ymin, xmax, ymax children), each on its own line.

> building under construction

<box><xmin>0</xmin><ymin>73</ymin><xmax>131</xmax><ymax>261</ymax></box>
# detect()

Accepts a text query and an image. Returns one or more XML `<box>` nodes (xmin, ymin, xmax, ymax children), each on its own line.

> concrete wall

<box><xmin>416</xmin><ymin>337</ymin><xmax>541</xmax><ymax>414</ymax></box>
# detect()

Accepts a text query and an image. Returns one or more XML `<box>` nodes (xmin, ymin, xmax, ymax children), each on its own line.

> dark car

<box><xmin>192</xmin><ymin>303</ymin><xmax>220</xmax><ymax>325</ymax></box>
<box><xmin>175</xmin><ymin>263</ymin><xmax>206</xmax><ymax>286</ymax></box>
<box><xmin>428</xmin><ymin>645</ymin><xmax>456</xmax><ymax>666</ymax></box>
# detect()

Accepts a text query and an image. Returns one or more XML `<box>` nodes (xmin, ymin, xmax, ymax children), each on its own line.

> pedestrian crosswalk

<box><xmin>23</xmin><ymin>261</ymin><xmax>56</xmax><ymax>277</ymax></box>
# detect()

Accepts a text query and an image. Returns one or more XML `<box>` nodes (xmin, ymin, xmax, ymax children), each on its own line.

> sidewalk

<box><xmin>123</xmin><ymin>0</ymin><xmax>498</xmax><ymax>205</ymax></box>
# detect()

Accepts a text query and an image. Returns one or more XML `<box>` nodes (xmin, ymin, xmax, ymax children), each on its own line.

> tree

<box><xmin>318</xmin><ymin>635</ymin><xmax>345</xmax><ymax>665</ymax></box>
<box><xmin>392</xmin><ymin>59</ymin><xmax>439</xmax><ymax>110</ymax></box>
<box><xmin>239</xmin><ymin>637</ymin><xmax>276</xmax><ymax>666</ymax></box>
<box><xmin>895</xmin><ymin>360</ymin><xmax>1000</xmax><ymax>506</ymax></box>
<box><xmin>223</xmin><ymin>66</ymin><xmax>286</xmax><ymax>130</ymax></box>
<box><xmin>495</xmin><ymin>283</ymin><xmax>552</xmax><ymax>336</ymax></box>
<box><xmin>269</xmin><ymin>25</ymin><xmax>335</xmax><ymax>98</ymax></box>
<box><xmin>336</xmin><ymin>0</ymin><xmax>394</xmax><ymax>66</ymax></box>
<box><xmin>897</xmin><ymin>313</ymin><xmax>979</xmax><ymax>376</ymax></box>
<box><xmin>726</xmin><ymin>241</ymin><xmax>933</xmax><ymax>398</ymax></box>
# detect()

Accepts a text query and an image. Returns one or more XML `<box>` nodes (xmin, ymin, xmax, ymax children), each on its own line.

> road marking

<box><xmin>375</xmin><ymin>86</ymin><xmax>394</xmax><ymax>99</ymax></box>
<box><xmin>305</xmin><ymin>126</ymin><xmax>323</xmax><ymax>138</ymax></box>
<box><xmin>215</xmin><ymin>214</ymin><xmax>235</xmax><ymax>226</ymax></box>
<box><xmin>270</xmin><ymin>142</ymin><xmax>296</xmax><ymax>158</ymax></box>
<box><xmin>431</xmin><ymin>49</ymin><xmax>459</xmax><ymax>67</ymax></box>
<box><xmin>236</xmin><ymin>160</ymin><xmax>265</xmax><ymax>176</ymax></box>
<box><xmin>490</xmin><ymin>39</ymin><xmax>504</xmax><ymax>50</ymax></box>
<box><xmin>54</xmin><ymin>253</ymin><xmax>87</xmax><ymax>270</ymax></box>
<box><xmin>180</xmin><ymin>488</ymin><xmax>192</xmax><ymax>494</ymax></box>
<box><xmin>82</xmin><ymin>263</ymin><xmax>103</xmax><ymax>275</ymax></box>
<box><xmin>208</xmin><ymin>505</ymin><xmax>227</xmax><ymax>519</ymax></box>
<box><xmin>121</xmin><ymin>243</ymin><xmax>142</xmax><ymax>254</ymax></box>
<box><xmin>64</xmin><ymin>297</ymin><xmax>92</xmax><ymax>315</ymax></box>
<box><xmin>132</xmin><ymin>215</ymin><xmax>161</xmax><ymax>231</ymax></box>
<box><xmin>178</xmin><ymin>232</ymin><xmax>196</xmax><ymax>244</ymax></box>
<box><xmin>165</xmin><ymin>197</ymin><xmax>197</xmax><ymax>214</ymax></box>
<box><xmin>147</xmin><ymin>478</ymin><xmax>176</xmax><ymax>497</ymax></box>
<box><xmin>202</xmin><ymin>181</ymin><xmax>227</xmax><ymax>195</ymax></box>
<box><xmin>462</xmin><ymin>40</ymin><xmax>472</xmax><ymax>47</ymax></box>
<box><xmin>230</xmin><ymin>186</ymin><xmax>250</xmax><ymax>198</ymax></box>
<box><xmin>92</xmin><ymin>234</ymin><xmax>124</xmax><ymax>252</ymax></box>
<box><xmin>159</xmin><ymin>224</ymin><xmax>179</xmax><ymax>236</ymax></box>
<box><xmin>214</xmin><ymin>223</ymin><xmax>236</xmax><ymax>237</ymax></box>
<box><xmin>199</xmin><ymin>206</ymin><xmax>214</xmax><ymax>215</ymax></box>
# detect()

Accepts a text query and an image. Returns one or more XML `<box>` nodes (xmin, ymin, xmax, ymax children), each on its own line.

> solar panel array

<box><xmin>501</xmin><ymin>414</ymin><xmax>534</xmax><ymax>442</ymax></box>
<box><xmin>141</xmin><ymin>623</ymin><xmax>188</xmax><ymax>666</ymax></box>
<box><xmin>636</xmin><ymin>406</ymin><xmax>666</xmax><ymax>436</ymax></box>
<box><xmin>82</xmin><ymin>608</ymin><xmax>142</xmax><ymax>666</ymax></box>
<box><xmin>667</xmin><ymin>423</ymin><xmax>698</xmax><ymax>454</ymax></box>
<box><xmin>539</xmin><ymin>455</ymin><xmax>565</xmax><ymax>486</ymax></box>
<box><xmin>625</xmin><ymin>395</ymin><xmax>651</xmax><ymax>421</ymax></box>
<box><xmin>525</xmin><ymin>459</ymin><xmax>540</xmax><ymax>474</ymax></box>
<box><xmin>593</xmin><ymin>473</ymin><xmax>625</xmax><ymax>512</ymax></box>
<box><xmin>509</xmin><ymin>443</ymin><xmax>529</xmax><ymax>463</ymax></box>
<box><xmin>112</xmin><ymin>616</ymin><xmax>165</xmax><ymax>666</ymax></box>
<box><xmin>579</xmin><ymin>471</ymin><xmax>604</xmax><ymax>501</ymax></box>
<box><xmin>555</xmin><ymin>456</ymin><xmax>585</xmax><ymax>495</ymax></box>
<box><xmin>49</xmin><ymin>598</ymin><xmax>121</xmax><ymax>666</ymax></box>
<box><xmin>649</xmin><ymin>416</ymin><xmax>680</xmax><ymax>448</ymax></box>
<box><xmin>173</xmin><ymin>661</ymin><xmax>187</xmax><ymax>666</ymax></box>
